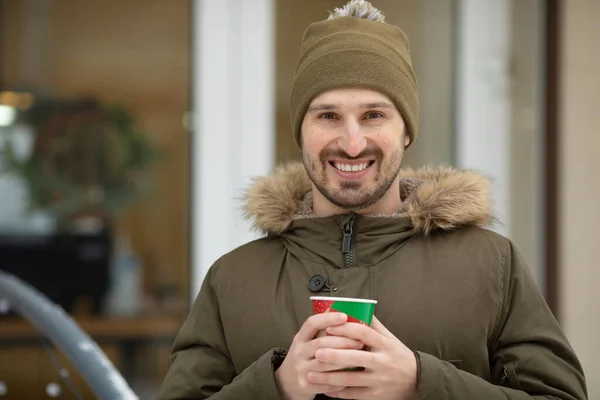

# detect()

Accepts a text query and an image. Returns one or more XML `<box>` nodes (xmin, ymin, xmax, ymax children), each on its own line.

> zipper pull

<box><xmin>342</xmin><ymin>216</ymin><xmax>355</xmax><ymax>254</ymax></box>
<box><xmin>500</xmin><ymin>366</ymin><xmax>509</xmax><ymax>386</ymax></box>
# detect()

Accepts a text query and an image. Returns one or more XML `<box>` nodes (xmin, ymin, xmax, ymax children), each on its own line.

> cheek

<box><xmin>373</xmin><ymin>134</ymin><xmax>391</xmax><ymax>151</ymax></box>
<box><xmin>376</xmin><ymin>130</ymin><xmax>401</xmax><ymax>151</ymax></box>
<box><xmin>302</xmin><ymin>129</ymin><xmax>328</xmax><ymax>155</ymax></box>
<box><xmin>379</xmin><ymin>136</ymin><xmax>390</xmax><ymax>148</ymax></box>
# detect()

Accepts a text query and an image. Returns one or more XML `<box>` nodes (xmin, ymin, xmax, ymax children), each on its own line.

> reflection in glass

<box><xmin>0</xmin><ymin>1</ymin><xmax>191</xmax><ymax>397</ymax></box>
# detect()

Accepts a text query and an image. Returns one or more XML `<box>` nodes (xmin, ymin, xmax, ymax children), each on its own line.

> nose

<box><xmin>338</xmin><ymin>120</ymin><xmax>367</xmax><ymax>157</ymax></box>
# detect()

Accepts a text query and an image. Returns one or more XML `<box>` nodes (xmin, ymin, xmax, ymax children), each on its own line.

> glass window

<box><xmin>0</xmin><ymin>1</ymin><xmax>191</xmax><ymax>397</ymax></box>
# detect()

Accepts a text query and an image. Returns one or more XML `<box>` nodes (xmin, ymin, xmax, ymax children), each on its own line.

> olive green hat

<box><xmin>289</xmin><ymin>0</ymin><xmax>419</xmax><ymax>148</ymax></box>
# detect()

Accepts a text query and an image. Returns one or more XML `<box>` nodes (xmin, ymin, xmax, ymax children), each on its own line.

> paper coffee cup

<box><xmin>310</xmin><ymin>296</ymin><xmax>377</xmax><ymax>371</ymax></box>
<box><xmin>310</xmin><ymin>296</ymin><xmax>377</xmax><ymax>328</ymax></box>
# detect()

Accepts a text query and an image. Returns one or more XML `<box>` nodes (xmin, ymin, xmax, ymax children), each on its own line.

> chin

<box><xmin>330</xmin><ymin>191</ymin><xmax>370</xmax><ymax>209</ymax></box>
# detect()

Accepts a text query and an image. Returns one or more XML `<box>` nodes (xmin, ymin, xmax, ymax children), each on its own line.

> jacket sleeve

<box><xmin>157</xmin><ymin>262</ymin><xmax>286</xmax><ymax>400</ymax></box>
<box><xmin>415</xmin><ymin>240</ymin><xmax>588</xmax><ymax>400</ymax></box>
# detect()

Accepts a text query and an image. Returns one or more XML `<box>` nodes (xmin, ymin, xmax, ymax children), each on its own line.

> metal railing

<box><xmin>0</xmin><ymin>269</ymin><xmax>139</xmax><ymax>400</ymax></box>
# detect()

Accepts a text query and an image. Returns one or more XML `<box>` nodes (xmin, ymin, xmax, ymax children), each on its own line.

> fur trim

<box><xmin>328</xmin><ymin>0</ymin><xmax>386</xmax><ymax>23</ymax></box>
<box><xmin>244</xmin><ymin>163</ymin><xmax>312</xmax><ymax>236</ymax></box>
<box><xmin>397</xmin><ymin>166</ymin><xmax>496</xmax><ymax>235</ymax></box>
<box><xmin>244</xmin><ymin>161</ymin><xmax>495</xmax><ymax>236</ymax></box>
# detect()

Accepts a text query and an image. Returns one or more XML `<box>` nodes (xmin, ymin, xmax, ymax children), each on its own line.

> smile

<box><xmin>328</xmin><ymin>160</ymin><xmax>375</xmax><ymax>173</ymax></box>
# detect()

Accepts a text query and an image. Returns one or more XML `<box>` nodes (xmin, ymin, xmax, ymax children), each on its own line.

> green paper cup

<box><xmin>310</xmin><ymin>296</ymin><xmax>377</xmax><ymax>371</ymax></box>
<box><xmin>310</xmin><ymin>296</ymin><xmax>377</xmax><ymax>326</ymax></box>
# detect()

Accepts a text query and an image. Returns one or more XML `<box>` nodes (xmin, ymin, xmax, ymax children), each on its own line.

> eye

<box><xmin>318</xmin><ymin>112</ymin><xmax>338</xmax><ymax>120</ymax></box>
<box><xmin>365</xmin><ymin>111</ymin><xmax>384</xmax><ymax>120</ymax></box>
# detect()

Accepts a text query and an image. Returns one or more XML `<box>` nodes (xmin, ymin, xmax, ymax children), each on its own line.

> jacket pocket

<box><xmin>500</xmin><ymin>362</ymin><xmax>524</xmax><ymax>391</ymax></box>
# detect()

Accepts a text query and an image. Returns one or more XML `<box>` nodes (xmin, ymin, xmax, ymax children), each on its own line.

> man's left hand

<box><xmin>307</xmin><ymin>316</ymin><xmax>418</xmax><ymax>400</ymax></box>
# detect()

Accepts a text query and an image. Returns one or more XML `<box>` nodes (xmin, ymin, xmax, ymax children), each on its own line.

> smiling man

<box><xmin>158</xmin><ymin>1</ymin><xmax>588</xmax><ymax>400</ymax></box>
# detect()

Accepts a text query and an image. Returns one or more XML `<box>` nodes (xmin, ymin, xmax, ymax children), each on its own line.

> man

<box><xmin>158</xmin><ymin>1</ymin><xmax>587</xmax><ymax>399</ymax></box>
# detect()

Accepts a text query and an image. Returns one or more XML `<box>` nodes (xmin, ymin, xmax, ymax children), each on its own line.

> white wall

<box><xmin>191</xmin><ymin>0</ymin><xmax>275</xmax><ymax>300</ymax></box>
<box><xmin>455</xmin><ymin>0</ymin><xmax>512</xmax><ymax>239</ymax></box>
<box><xmin>559</xmin><ymin>1</ymin><xmax>600</xmax><ymax>396</ymax></box>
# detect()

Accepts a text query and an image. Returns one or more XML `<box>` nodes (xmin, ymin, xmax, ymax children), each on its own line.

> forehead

<box><xmin>309</xmin><ymin>88</ymin><xmax>393</xmax><ymax>107</ymax></box>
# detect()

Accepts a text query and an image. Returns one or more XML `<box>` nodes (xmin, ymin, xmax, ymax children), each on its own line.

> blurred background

<box><xmin>0</xmin><ymin>0</ymin><xmax>597</xmax><ymax>398</ymax></box>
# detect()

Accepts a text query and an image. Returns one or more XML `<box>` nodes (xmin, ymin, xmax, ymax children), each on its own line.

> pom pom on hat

<box><xmin>328</xmin><ymin>0</ymin><xmax>386</xmax><ymax>23</ymax></box>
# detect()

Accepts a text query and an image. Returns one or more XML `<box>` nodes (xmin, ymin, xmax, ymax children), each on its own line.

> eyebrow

<box><xmin>306</xmin><ymin>101</ymin><xmax>395</xmax><ymax>113</ymax></box>
<box><xmin>306</xmin><ymin>104</ymin><xmax>338</xmax><ymax>113</ymax></box>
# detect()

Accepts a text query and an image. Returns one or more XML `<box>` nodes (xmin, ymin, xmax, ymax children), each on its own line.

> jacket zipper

<box><xmin>342</xmin><ymin>215</ymin><xmax>356</xmax><ymax>268</ymax></box>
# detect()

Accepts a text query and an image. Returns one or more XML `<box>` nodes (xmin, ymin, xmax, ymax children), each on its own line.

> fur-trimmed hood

<box><xmin>244</xmin><ymin>161</ymin><xmax>495</xmax><ymax>236</ymax></box>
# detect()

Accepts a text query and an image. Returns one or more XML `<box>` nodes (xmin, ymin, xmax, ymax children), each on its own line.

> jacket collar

<box><xmin>243</xmin><ymin>161</ymin><xmax>495</xmax><ymax>237</ymax></box>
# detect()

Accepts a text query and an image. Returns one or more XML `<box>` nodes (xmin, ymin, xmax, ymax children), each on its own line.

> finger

<box><xmin>304</xmin><ymin>383</ymin><xmax>346</xmax><ymax>395</ymax></box>
<box><xmin>307</xmin><ymin>370</ymin><xmax>373</xmax><ymax>388</ymax></box>
<box><xmin>326</xmin><ymin>322</ymin><xmax>386</xmax><ymax>349</ymax></box>
<box><xmin>307</xmin><ymin>359</ymin><xmax>352</xmax><ymax>372</ymax></box>
<box><xmin>313</xmin><ymin>385</ymin><xmax>345</xmax><ymax>394</ymax></box>
<box><xmin>371</xmin><ymin>315</ymin><xmax>394</xmax><ymax>339</ymax></box>
<box><xmin>314</xmin><ymin>348</ymin><xmax>379</xmax><ymax>370</ymax></box>
<box><xmin>324</xmin><ymin>387</ymin><xmax>370</xmax><ymax>399</ymax></box>
<box><xmin>310</xmin><ymin>335</ymin><xmax>365</xmax><ymax>354</ymax></box>
<box><xmin>296</xmin><ymin>312</ymin><xmax>348</xmax><ymax>342</ymax></box>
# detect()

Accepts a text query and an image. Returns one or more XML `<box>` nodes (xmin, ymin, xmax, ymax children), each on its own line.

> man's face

<box><xmin>301</xmin><ymin>88</ymin><xmax>409</xmax><ymax>210</ymax></box>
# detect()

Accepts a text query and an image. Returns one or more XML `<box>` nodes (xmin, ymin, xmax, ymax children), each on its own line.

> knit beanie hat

<box><xmin>289</xmin><ymin>0</ymin><xmax>419</xmax><ymax>148</ymax></box>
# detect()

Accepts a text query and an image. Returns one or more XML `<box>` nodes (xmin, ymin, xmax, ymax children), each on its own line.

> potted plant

<box><xmin>0</xmin><ymin>97</ymin><xmax>161</xmax><ymax>227</ymax></box>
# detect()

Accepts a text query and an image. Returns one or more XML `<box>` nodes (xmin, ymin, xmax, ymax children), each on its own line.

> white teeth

<box><xmin>334</xmin><ymin>162</ymin><xmax>369</xmax><ymax>172</ymax></box>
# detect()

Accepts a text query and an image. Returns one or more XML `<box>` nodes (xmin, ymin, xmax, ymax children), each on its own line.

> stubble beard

<box><xmin>302</xmin><ymin>145</ymin><xmax>404</xmax><ymax>211</ymax></box>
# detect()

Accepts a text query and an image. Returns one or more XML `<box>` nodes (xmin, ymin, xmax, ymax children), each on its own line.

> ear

<box><xmin>403</xmin><ymin>133</ymin><xmax>411</xmax><ymax>148</ymax></box>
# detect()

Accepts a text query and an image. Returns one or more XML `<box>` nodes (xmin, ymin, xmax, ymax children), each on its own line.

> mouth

<box><xmin>328</xmin><ymin>160</ymin><xmax>376</xmax><ymax>179</ymax></box>
<box><xmin>328</xmin><ymin>160</ymin><xmax>375</xmax><ymax>172</ymax></box>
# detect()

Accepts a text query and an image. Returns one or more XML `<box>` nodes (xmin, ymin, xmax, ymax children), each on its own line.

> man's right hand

<box><xmin>274</xmin><ymin>312</ymin><xmax>365</xmax><ymax>400</ymax></box>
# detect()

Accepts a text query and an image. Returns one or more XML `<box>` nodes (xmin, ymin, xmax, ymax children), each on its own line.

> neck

<box><xmin>312</xmin><ymin>177</ymin><xmax>402</xmax><ymax>217</ymax></box>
